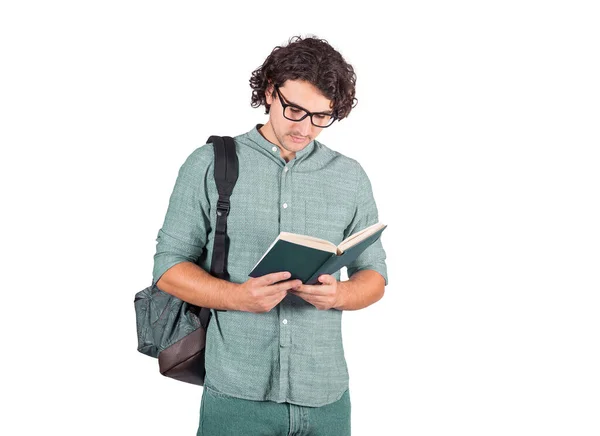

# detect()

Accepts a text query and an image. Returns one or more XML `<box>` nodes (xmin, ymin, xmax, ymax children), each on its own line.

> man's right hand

<box><xmin>235</xmin><ymin>271</ymin><xmax>302</xmax><ymax>313</ymax></box>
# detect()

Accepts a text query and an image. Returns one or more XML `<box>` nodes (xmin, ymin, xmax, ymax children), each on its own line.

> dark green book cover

<box><xmin>249</xmin><ymin>223</ymin><xmax>387</xmax><ymax>285</ymax></box>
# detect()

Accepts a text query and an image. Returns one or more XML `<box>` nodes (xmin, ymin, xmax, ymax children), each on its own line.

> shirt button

<box><xmin>272</xmin><ymin>146</ymin><xmax>277</xmax><ymax>152</ymax></box>
<box><xmin>282</xmin><ymin>319</ymin><xmax>288</xmax><ymax>325</ymax></box>
<box><xmin>282</xmin><ymin>203</ymin><xmax>288</xmax><ymax>209</ymax></box>
<box><xmin>284</xmin><ymin>167</ymin><xmax>289</xmax><ymax>172</ymax></box>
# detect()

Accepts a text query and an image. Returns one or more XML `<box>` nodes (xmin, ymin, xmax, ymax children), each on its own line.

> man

<box><xmin>153</xmin><ymin>35</ymin><xmax>388</xmax><ymax>436</ymax></box>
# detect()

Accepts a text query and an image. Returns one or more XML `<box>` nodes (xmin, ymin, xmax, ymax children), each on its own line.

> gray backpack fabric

<box><xmin>134</xmin><ymin>135</ymin><xmax>238</xmax><ymax>385</ymax></box>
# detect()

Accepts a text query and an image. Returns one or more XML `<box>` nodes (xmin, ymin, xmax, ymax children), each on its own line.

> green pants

<box><xmin>197</xmin><ymin>386</ymin><xmax>351</xmax><ymax>436</ymax></box>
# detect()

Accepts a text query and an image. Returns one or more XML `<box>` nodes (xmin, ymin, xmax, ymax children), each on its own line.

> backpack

<box><xmin>134</xmin><ymin>135</ymin><xmax>238</xmax><ymax>385</ymax></box>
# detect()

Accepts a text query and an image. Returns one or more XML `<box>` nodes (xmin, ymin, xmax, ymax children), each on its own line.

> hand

<box><xmin>236</xmin><ymin>271</ymin><xmax>302</xmax><ymax>313</ymax></box>
<box><xmin>289</xmin><ymin>274</ymin><xmax>342</xmax><ymax>311</ymax></box>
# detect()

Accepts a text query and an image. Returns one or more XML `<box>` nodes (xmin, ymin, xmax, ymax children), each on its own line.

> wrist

<box><xmin>334</xmin><ymin>280</ymin><xmax>348</xmax><ymax>310</ymax></box>
<box><xmin>225</xmin><ymin>281</ymin><xmax>242</xmax><ymax>311</ymax></box>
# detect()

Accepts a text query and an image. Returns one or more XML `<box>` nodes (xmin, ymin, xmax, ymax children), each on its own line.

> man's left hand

<box><xmin>289</xmin><ymin>274</ymin><xmax>343</xmax><ymax>310</ymax></box>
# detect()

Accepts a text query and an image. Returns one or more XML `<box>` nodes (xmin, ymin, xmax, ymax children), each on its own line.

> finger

<box><xmin>290</xmin><ymin>288</ymin><xmax>318</xmax><ymax>297</ymax></box>
<box><xmin>292</xmin><ymin>291</ymin><xmax>328</xmax><ymax>303</ymax></box>
<box><xmin>273</xmin><ymin>289</ymin><xmax>289</xmax><ymax>305</ymax></box>
<box><xmin>289</xmin><ymin>290</ymin><xmax>326</xmax><ymax>305</ymax></box>
<box><xmin>276</xmin><ymin>279</ymin><xmax>302</xmax><ymax>292</ymax></box>
<box><xmin>318</xmin><ymin>275</ymin><xmax>334</xmax><ymax>285</ymax></box>
<box><xmin>291</xmin><ymin>284</ymin><xmax>324</xmax><ymax>294</ymax></box>
<box><xmin>260</xmin><ymin>271</ymin><xmax>291</xmax><ymax>285</ymax></box>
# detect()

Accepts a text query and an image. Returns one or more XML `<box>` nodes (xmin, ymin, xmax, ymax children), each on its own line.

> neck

<box><xmin>259</xmin><ymin>122</ymin><xmax>295</xmax><ymax>162</ymax></box>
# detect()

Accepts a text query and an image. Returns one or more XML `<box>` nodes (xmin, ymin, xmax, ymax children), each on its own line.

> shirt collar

<box><xmin>247</xmin><ymin>123</ymin><xmax>315</xmax><ymax>163</ymax></box>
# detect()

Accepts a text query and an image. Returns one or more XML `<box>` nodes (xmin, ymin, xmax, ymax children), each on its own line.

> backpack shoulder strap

<box><xmin>199</xmin><ymin>136</ymin><xmax>238</xmax><ymax>327</ymax></box>
<box><xmin>209</xmin><ymin>135</ymin><xmax>239</xmax><ymax>205</ymax></box>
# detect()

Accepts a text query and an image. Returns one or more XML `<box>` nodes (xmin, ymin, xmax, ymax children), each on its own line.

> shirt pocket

<box><xmin>303</xmin><ymin>198</ymin><xmax>351</xmax><ymax>247</ymax></box>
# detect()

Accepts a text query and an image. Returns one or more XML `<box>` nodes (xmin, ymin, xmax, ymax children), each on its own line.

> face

<box><xmin>263</xmin><ymin>80</ymin><xmax>334</xmax><ymax>158</ymax></box>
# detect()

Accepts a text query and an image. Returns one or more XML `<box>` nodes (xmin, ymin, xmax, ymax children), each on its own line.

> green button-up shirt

<box><xmin>152</xmin><ymin>124</ymin><xmax>388</xmax><ymax>406</ymax></box>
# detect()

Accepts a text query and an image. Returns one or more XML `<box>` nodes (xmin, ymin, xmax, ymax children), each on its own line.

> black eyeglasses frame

<box><xmin>274</xmin><ymin>86</ymin><xmax>337</xmax><ymax>128</ymax></box>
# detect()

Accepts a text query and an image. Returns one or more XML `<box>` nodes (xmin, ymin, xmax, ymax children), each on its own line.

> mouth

<box><xmin>290</xmin><ymin>135</ymin><xmax>306</xmax><ymax>143</ymax></box>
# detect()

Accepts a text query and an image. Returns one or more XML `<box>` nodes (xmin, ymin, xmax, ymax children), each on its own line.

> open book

<box><xmin>249</xmin><ymin>222</ymin><xmax>387</xmax><ymax>285</ymax></box>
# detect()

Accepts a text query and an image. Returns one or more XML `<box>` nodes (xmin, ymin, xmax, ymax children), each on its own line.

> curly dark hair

<box><xmin>249</xmin><ymin>35</ymin><xmax>358</xmax><ymax>121</ymax></box>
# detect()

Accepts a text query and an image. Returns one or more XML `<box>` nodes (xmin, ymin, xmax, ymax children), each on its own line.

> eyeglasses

<box><xmin>274</xmin><ymin>86</ymin><xmax>337</xmax><ymax>128</ymax></box>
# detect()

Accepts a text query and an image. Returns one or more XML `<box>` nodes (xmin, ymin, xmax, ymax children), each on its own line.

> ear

<box><xmin>265</xmin><ymin>82</ymin><xmax>275</xmax><ymax>105</ymax></box>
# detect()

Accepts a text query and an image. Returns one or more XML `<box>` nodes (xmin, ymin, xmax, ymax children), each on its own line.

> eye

<box><xmin>290</xmin><ymin>108</ymin><xmax>302</xmax><ymax>113</ymax></box>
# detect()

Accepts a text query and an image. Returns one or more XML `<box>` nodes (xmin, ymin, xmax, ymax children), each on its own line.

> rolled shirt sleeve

<box><xmin>343</xmin><ymin>162</ymin><xmax>389</xmax><ymax>286</ymax></box>
<box><xmin>152</xmin><ymin>146</ymin><xmax>213</xmax><ymax>286</ymax></box>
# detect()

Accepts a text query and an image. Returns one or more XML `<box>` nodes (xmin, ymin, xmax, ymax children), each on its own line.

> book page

<box><xmin>337</xmin><ymin>222</ymin><xmax>386</xmax><ymax>254</ymax></box>
<box><xmin>279</xmin><ymin>232</ymin><xmax>337</xmax><ymax>253</ymax></box>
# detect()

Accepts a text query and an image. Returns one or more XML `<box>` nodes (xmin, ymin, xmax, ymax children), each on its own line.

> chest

<box><xmin>216</xmin><ymin>159</ymin><xmax>356</xmax><ymax>246</ymax></box>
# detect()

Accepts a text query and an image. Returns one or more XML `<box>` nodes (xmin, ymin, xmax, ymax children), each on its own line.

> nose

<box><xmin>296</xmin><ymin>116</ymin><xmax>313</xmax><ymax>136</ymax></box>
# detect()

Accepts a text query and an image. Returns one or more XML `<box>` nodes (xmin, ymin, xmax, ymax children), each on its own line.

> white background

<box><xmin>1</xmin><ymin>1</ymin><xmax>599</xmax><ymax>435</ymax></box>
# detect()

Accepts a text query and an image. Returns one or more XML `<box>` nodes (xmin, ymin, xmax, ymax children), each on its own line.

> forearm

<box><xmin>335</xmin><ymin>269</ymin><xmax>385</xmax><ymax>311</ymax></box>
<box><xmin>156</xmin><ymin>261</ymin><xmax>240</xmax><ymax>310</ymax></box>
